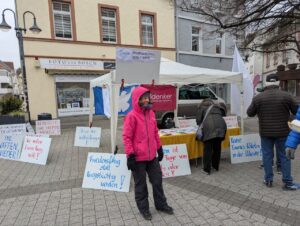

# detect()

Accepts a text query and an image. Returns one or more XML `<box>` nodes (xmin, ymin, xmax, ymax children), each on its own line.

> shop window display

<box><xmin>56</xmin><ymin>82</ymin><xmax>90</xmax><ymax>116</ymax></box>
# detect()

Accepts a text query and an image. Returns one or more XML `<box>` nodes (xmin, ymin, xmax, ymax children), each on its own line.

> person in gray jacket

<box><xmin>247</xmin><ymin>83</ymin><xmax>298</xmax><ymax>190</ymax></box>
<box><xmin>196</xmin><ymin>98</ymin><xmax>227</xmax><ymax>175</ymax></box>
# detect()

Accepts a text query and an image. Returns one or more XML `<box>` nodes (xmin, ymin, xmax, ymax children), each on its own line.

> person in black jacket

<box><xmin>196</xmin><ymin>98</ymin><xmax>227</xmax><ymax>175</ymax></box>
<box><xmin>247</xmin><ymin>83</ymin><xmax>298</xmax><ymax>190</ymax></box>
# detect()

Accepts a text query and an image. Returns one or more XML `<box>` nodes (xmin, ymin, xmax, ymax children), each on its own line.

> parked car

<box><xmin>155</xmin><ymin>84</ymin><xmax>227</xmax><ymax>128</ymax></box>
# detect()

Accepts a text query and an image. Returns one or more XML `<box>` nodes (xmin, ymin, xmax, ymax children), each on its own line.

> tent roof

<box><xmin>90</xmin><ymin>58</ymin><xmax>242</xmax><ymax>88</ymax></box>
<box><xmin>159</xmin><ymin>58</ymin><xmax>242</xmax><ymax>85</ymax></box>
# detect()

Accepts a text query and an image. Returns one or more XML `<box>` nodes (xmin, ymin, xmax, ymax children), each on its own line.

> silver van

<box><xmin>155</xmin><ymin>84</ymin><xmax>227</xmax><ymax>128</ymax></box>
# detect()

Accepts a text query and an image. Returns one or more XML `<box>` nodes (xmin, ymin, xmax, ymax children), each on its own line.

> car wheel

<box><xmin>162</xmin><ymin>113</ymin><xmax>174</xmax><ymax>129</ymax></box>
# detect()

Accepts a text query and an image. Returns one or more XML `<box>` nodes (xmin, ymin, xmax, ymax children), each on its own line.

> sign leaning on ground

<box><xmin>160</xmin><ymin>144</ymin><xmax>191</xmax><ymax>178</ymax></box>
<box><xmin>0</xmin><ymin>134</ymin><xmax>24</xmax><ymax>160</ymax></box>
<box><xmin>230</xmin><ymin>134</ymin><xmax>262</xmax><ymax>164</ymax></box>
<box><xmin>82</xmin><ymin>153</ymin><xmax>131</xmax><ymax>192</ymax></box>
<box><xmin>20</xmin><ymin>135</ymin><xmax>52</xmax><ymax>165</ymax></box>
<box><xmin>0</xmin><ymin>124</ymin><xmax>26</xmax><ymax>135</ymax></box>
<box><xmin>74</xmin><ymin>127</ymin><xmax>101</xmax><ymax>148</ymax></box>
<box><xmin>36</xmin><ymin>120</ymin><xmax>61</xmax><ymax>136</ymax></box>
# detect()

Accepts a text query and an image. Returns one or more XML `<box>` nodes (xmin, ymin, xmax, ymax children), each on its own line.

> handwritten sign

<box><xmin>36</xmin><ymin>120</ymin><xmax>61</xmax><ymax>136</ymax></box>
<box><xmin>74</xmin><ymin>127</ymin><xmax>101</xmax><ymax>148</ymax></box>
<box><xmin>0</xmin><ymin>124</ymin><xmax>26</xmax><ymax>135</ymax></box>
<box><xmin>223</xmin><ymin>116</ymin><xmax>239</xmax><ymax>128</ymax></box>
<box><xmin>230</xmin><ymin>134</ymin><xmax>262</xmax><ymax>164</ymax></box>
<box><xmin>20</xmin><ymin>135</ymin><xmax>51</xmax><ymax>165</ymax></box>
<box><xmin>160</xmin><ymin>144</ymin><xmax>191</xmax><ymax>178</ymax></box>
<box><xmin>82</xmin><ymin>153</ymin><xmax>131</xmax><ymax>192</ymax></box>
<box><xmin>0</xmin><ymin>134</ymin><xmax>24</xmax><ymax>160</ymax></box>
<box><xmin>26</xmin><ymin>123</ymin><xmax>35</xmax><ymax>134</ymax></box>
<box><xmin>176</xmin><ymin>118</ymin><xmax>197</xmax><ymax>128</ymax></box>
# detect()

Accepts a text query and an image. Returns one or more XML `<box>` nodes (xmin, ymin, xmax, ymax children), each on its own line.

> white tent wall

<box><xmin>89</xmin><ymin>58</ymin><xmax>243</xmax><ymax>153</ymax></box>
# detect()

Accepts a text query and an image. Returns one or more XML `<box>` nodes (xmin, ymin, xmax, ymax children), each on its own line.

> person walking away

<box><xmin>123</xmin><ymin>86</ymin><xmax>173</xmax><ymax>221</ymax></box>
<box><xmin>247</xmin><ymin>81</ymin><xmax>298</xmax><ymax>190</ymax></box>
<box><xmin>196</xmin><ymin>98</ymin><xmax>227</xmax><ymax>175</ymax></box>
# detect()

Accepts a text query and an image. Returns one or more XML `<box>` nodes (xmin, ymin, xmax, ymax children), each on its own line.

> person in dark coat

<box><xmin>196</xmin><ymin>98</ymin><xmax>227</xmax><ymax>174</ymax></box>
<box><xmin>247</xmin><ymin>83</ymin><xmax>298</xmax><ymax>190</ymax></box>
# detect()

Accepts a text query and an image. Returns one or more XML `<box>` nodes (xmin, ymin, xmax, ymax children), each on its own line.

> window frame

<box><xmin>49</xmin><ymin>0</ymin><xmax>77</xmax><ymax>40</ymax></box>
<box><xmin>191</xmin><ymin>26</ymin><xmax>202</xmax><ymax>52</ymax></box>
<box><xmin>98</xmin><ymin>4</ymin><xmax>121</xmax><ymax>44</ymax></box>
<box><xmin>215</xmin><ymin>32</ymin><xmax>225</xmax><ymax>55</ymax></box>
<box><xmin>139</xmin><ymin>11</ymin><xmax>157</xmax><ymax>47</ymax></box>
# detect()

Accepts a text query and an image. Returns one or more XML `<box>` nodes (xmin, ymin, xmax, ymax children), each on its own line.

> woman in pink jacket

<box><xmin>123</xmin><ymin>86</ymin><xmax>173</xmax><ymax>221</ymax></box>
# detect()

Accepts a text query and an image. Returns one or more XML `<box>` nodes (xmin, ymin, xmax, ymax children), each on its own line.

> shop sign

<box><xmin>39</xmin><ymin>58</ymin><xmax>104</xmax><ymax>70</ymax></box>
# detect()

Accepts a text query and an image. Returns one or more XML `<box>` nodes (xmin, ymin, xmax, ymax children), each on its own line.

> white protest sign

<box><xmin>223</xmin><ymin>116</ymin><xmax>239</xmax><ymax>128</ymax></box>
<box><xmin>36</xmin><ymin>120</ymin><xmax>61</xmax><ymax>135</ymax></box>
<box><xmin>230</xmin><ymin>134</ymin><xmax>262</xmax><ymax>164</ymax></box>
<box><xmin>176</xmin><ymin>119</ymin><xmax>197</xmax><ymax>128</ymax></box>
<box><xmin>20</xmin><ymin>135</ymin><xmax>51</xmax><ymax>165</ymax></box>
<box><xmin>116</xmin><ymin>48</ymin><xmax>161</xmax><ymax>84</ymax></box>
<box><xmin>160</xmin><ymin>144</ymin><xmax>191</xmax><ymax>178</ymax></box>
<box><xmin>26</xmin><ymin>133</ymin><xmax>49</xmax><ymax>138</ymax></box>
<box><xmin>74</xmin><ymin>127</ymin><xmax>101</xmax><ymax>148</ymax></box>
<box><xmin>0</xmin><ymin>124</ymin><xmax>26</xmax><ymax>135</ymax></box>
<box><xmin>26</xmin><ymin>123</ymin><xmax>35</xmax><ymax>134</ymax></box>
<box><xmin>82</xmin><ymin>153</ymin><xmax>131</xmax><ymax>192</ymax></box>
<box><xmin>0</xmin><ymin>134</ymin><xmax>24</xmax><ymax>160</ymax></box>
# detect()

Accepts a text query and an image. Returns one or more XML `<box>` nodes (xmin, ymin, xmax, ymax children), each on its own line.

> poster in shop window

<box><xmin>160</xmin><ymin>144</ymin><xmax>191</xmax><ymax>178</ymax></box>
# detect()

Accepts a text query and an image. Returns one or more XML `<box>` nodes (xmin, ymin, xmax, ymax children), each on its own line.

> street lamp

<box><xmin>0</xmin><ymin>9</ymin><xmax>41</xmax><ymax>123</ymax></box>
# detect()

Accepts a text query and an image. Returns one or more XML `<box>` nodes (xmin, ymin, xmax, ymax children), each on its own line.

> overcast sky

<box><xmin>0</xmin><ymin>0</ymin><xmax>20</xmax><ymax>69</ymax></box>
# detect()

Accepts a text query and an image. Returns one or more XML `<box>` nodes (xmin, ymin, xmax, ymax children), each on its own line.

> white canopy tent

<box><xmin>89</xmin><ymin>58</ymin><xmax>243</xmax><ymax>153</ymax></box>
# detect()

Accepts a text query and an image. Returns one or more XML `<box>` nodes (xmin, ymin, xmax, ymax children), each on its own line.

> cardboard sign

<box><xmin>160</xmin><ymin>144</ymin><xmax>191</xmax><ymax>178</ymax></box>
<box><xmin>36</xmin><ymin>120</ymin><xmax>61</xmax><ymax>135</ymax></box>
<box><xmin>74</xmin><ymin>127</ymin><xmax>101</xmax><ymax>148</ymax></box>
<box><xmin>230</xmin><ymin>134</ymin><xmax>262</xmax><ymax>164</ymax></box>
<box><xmin>0</xmin><ymin>134</ymin><xmax>24</xmax><ymax>160</ymax></box>
<box><xmin>20</xmin><ymin>135</ymin><xmax>51</xmax><ymax>165</ymax></box>
<box><xmin>176</xmin><ymin>118</ymin><xmax>197</xmax><ymax>128</ymax></box>
<box><xmin>116</xmin><ymin>48</ymin><xmax>160</xmax><ymax>84</ymax></box>
<box><xmin>26</xmin><ymin>123</ymin><xmax>35</xmax><ymax>134</ymax></box>
<box><xmin>0</xmin><ymin>124</ymin><xmax>26</xmax><ymax>135</ymax></box>
<box><xmin>82</xmin><ymin>153</ymin><xmax>131</xmax><ymax>192</ymax></box>
<box><xmin>223</xmin><ymin>116</ymin><xmax>239</xmax><ymax>128</ymax></box>
<box><xmin>141</xmin><ymin>85</ymin><xmax>176</xmax><ymax>111</ymax></box>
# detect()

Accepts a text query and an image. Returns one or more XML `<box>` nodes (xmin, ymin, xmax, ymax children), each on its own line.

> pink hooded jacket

<box><xmin>123</xmin><ymin>86</ymin><xmax>161</xmax><ymax>162</ymax></box>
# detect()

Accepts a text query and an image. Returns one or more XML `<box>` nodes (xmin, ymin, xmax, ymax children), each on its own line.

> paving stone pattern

<box><xmin>0</xmin><ymin>117</ymin><xmax>298</xmax><ymax>225</ymax></box>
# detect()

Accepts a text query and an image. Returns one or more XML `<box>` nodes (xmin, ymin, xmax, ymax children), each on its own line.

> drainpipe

<box><xmin>174</xmin><ymin>0</ymin><xmax>179</xmax><ymax>62</ymax></box>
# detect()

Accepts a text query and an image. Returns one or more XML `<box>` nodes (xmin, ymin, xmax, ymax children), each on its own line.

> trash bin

<box><xmin>37</xmin><ymin>113</ymin><xmax>52</xmax><ymax>120</ymax></box>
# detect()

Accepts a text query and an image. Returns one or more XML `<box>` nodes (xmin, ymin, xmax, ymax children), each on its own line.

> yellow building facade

<box><xmin>16</xmin><ymin>0</ymin><xmax>176</xmax><ymax>120</ymax></box>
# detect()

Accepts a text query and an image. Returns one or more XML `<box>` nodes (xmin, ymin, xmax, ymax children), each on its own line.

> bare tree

<box><xmin>177</xmin><ymin>0</ymin><xmax>300</xmax><ymax>55</ymax></box>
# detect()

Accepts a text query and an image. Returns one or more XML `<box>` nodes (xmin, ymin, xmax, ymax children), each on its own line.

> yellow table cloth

<box><xmin>160</xmin><ymin>127</ymin><xmax>241</xmax><ymax>160</ymax></box>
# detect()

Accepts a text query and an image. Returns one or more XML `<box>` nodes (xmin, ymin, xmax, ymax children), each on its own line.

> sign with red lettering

<box><xmin>141</xmin><ymin>85</ymin><xmax>176</xmax><ymax>111</ymax></box>
<box><xmin>160</xmin><ymin>144</ymin><xmax>191</xmax><ymax>178</ymax></box>
<box><xmin>223</xmin><ymin>116</ymin><xmax>239</xmax><ymax>128</ymax></box>
<box><xmin>20</xmin><ymin>135</ymin><xmax>52</xmax><ymax>165</ymax></box>
<box><xmin>36</xmin><ymin>120</ymin><xmax>61</xmax><ymax>136</ymax></box>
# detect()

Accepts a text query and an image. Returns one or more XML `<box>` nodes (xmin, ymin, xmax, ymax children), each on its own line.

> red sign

<box><xmin>141</xmin><ymin>85</ymin><xmax>176</xmax><ymax>111</ymax></box>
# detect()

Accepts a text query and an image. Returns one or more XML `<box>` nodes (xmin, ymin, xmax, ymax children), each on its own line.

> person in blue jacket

<box><xmin>285</xmin><ymin>107</ymin><xmax>300</xmax><ymax>160</ymax></box>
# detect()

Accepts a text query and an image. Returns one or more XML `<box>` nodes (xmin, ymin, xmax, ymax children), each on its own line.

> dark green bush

<box><xmin>0</xmin><ymin>95</ymin><xmax>23</xmax><ymax>115</ymax></box>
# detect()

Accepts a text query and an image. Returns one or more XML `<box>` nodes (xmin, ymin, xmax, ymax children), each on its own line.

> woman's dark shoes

<box><xmin>141</xmin><ymin>210</ymin><xmax>152</xmax><ymax>220</ymax></box>
<box><xmin>203</xmin><ymin>169</ymin><xmax>210</xmax><ymax>175</ymax></box>
<box><xmin>156</xmin><ymin>205</ymin><xmax>174</xmax><ymax>215</ymax></box>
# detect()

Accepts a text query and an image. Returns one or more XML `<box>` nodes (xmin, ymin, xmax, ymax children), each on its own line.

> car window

<box><xmin>179</xmin><ymin>85</ymin><xmax>217</xmax><ymax>100</ymax></box>
<box><xmin>179</xmin><ymin>88</ymin><xmax>189</xmax><ymax>100</ymax></box>
<box><xmin>198</xmin><ymin>87</ymin><xmax>216</xmax><ymax>99</ymax></box>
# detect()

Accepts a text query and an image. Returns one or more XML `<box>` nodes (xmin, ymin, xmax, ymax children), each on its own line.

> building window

<box><xmin>192</xmin><ymin>27</ymin><xmax>201</xmax><ymax>52</ymax></box>
<box><xmin>215</xmin><ymin>32</ymin><xmax>223</xmax><ymax>54</ymax></box>
<box><xmin>266</xmin><ymin>51</ymin><xmax>270</xmax><ymax>68</ymax></box>
<box><xmin>101</xmin><ymin>8</ymin><xmax>117</xmax><ymax>43</ymax></box>
<box><xmin>273</xmin><ymin>54</ymin><xmax>278</xmax><ymax>65</ymax></box>
<box><xmin>52</xmin><ymin>1</ymin><xmax>73</xmax><ymax>39</ymax></box>
<box><xmin>140</xmin><ymin>12</ymin><xmax>157</xmax><ymax>46</ymax></box>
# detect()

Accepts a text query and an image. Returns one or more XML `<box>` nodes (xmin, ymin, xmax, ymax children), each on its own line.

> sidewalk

<box><xmin>0</xmin><ymin>117</ymin><xmax>299</xmax><ymax>225</ymax></box>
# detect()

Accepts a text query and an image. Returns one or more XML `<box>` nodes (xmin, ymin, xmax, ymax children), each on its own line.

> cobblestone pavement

<box><xmin>0</xmin><ymin>117</ymin><xmax>299</xmax><ymax>225</ymax></box>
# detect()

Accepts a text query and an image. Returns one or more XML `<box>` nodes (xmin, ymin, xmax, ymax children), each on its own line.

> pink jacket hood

<box><xmin>122</xmin><ymin>86</ymin><xmax>161</xmax><ymax>161</ymax></box>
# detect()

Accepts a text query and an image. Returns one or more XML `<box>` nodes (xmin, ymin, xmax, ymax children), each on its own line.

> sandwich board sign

<box><xmin>160</xmin><ymin>144</ymin><xmax>191</xmax><ymax>178</ymax></box>
<box><xmin>230</xmin><ymin>134</ymin><xmax>262</xmax><ymax>164</ymax></box>
<box><xmin>82</xmin><ymin>153</ymin><xmax>131</xmax><ymax>192</ymax></box>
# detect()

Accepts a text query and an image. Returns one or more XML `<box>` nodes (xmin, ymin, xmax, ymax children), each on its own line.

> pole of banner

<box><xmin>89</xmin><ymin>85</ymin><xmax>94</xmax><ymax>128</ymax></box>
<box><xmin>240</xmin><ymin>88</ymin><xmax>244</xmax><ymax>134</ymax></box>
<box><xmin>174</xmin><ymin>83</ymin><xmax>179</xmax><ymax>127</ymax></box>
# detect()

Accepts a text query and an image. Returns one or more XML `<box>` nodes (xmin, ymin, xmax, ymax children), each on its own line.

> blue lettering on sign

<box><xmin>119</xmin><ymin>175</ymin><xmax>125</xmax><ymax>190</ymax></box>
<box><xmin>87</xmin><ymin>171</ymin><xmax>116</xmax><ymax>181</ymax></box>
<box><xmin>232</xmin><ymin>152</ymin><xmax>243</xmax><ymax>158</ymax></box>
<box><xmin>100</xmin><ymin>181</ymin><xmax>118</xmax><ymax>189</ymax></box>
<box><xmin>245</xmin><ymin>150</ymin><xmax>259</xmax><ymax>157</ymax></box>
<box><xmin>89</xmin><ymin>155</ymin><xmax>120</xmax><ymax>167</ymax></box>
<box><xmin>230</xmin><ymin>137</ymin><xmax>242</xmax><ymax>144</ymax></box>
<box><xmin>163</xmin><ymin>148</ymin><xmax>170</xmax><ymax>154</ymax></box>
